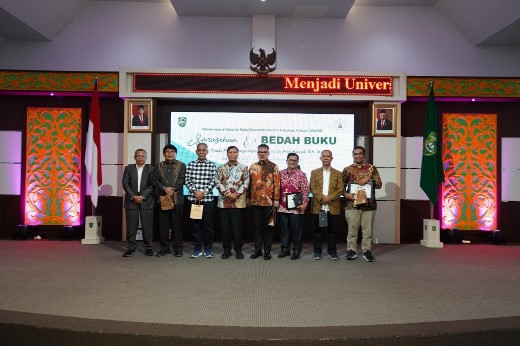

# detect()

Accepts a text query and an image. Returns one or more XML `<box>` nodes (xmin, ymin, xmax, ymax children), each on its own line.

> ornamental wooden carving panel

<box><xmin>441</xmin><ymin>113</ymin><xmax>497</xmax><ymax>231</ymax></box>
<box><xmin>25</xmin><ymin>108</ymin><xmax>82</xmax><ymax>225</ymax></box>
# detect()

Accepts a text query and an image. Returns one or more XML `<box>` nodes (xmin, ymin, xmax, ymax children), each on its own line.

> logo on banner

<box><xmin>178</xmin><ymin>117</ymin><xmax>187</xmax><ymax>127</ymax></box>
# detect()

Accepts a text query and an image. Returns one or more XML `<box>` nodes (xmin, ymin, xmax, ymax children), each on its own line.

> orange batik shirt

<box><xmin>248</xmin><ymin>160</ymin><xmax>280</xmax><ymax>207</ymax></box>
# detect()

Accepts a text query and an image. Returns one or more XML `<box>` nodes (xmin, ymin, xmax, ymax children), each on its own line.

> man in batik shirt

<box><xmin>342</xmin><ymin>146</ymin><xmax>382</xmax><ymax>262</ymax></box>
<box><xmin>247</xmin><ymin>144</ymin><xmax>280</xmax><ymax>260</ymax></box>
<box><xmin>216</xmin><ymin>146</ymin><xmax>250</xmax><ymax>259</ymax></box>
<box><xmin>154</xmin><ymin>144</ymin><xmax>186</xmax><ymax>257</ymax></box>
<box><xmin>277</xmin><ymin>153</ymin><xmax>309</xmax><ymax>260</ymax></box>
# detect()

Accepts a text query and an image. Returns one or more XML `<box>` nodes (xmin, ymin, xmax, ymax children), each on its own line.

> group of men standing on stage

<box><xmin>122</xmin><ymin>142</ymin><xmax>382</xmax><ymax>262</ymax></box>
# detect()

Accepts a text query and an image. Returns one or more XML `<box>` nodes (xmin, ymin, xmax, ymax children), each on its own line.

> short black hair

<box><xmin>227</xmin><ymin>146</ymin><xmax>239</xmax><ymax>152</ymax></box>
<box><xmin>352</xmin><ymin>146</ymin><xmax>365</xmax><ymax>155</ymax></box>
<box><xmin>287</xmin><ymin>152</ymin><xmax>299</xmax><ymax>161</ymax></box>
<box><xmin>163</xmin><ymin>144</ymin><xmax>177</xmax><ymax>153</ymax></box>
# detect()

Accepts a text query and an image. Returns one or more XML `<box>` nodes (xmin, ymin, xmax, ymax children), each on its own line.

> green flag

<box><xmin>420</xmin><ymin>84</ymin><xmax>444</xmax><ymax>204</ymax></box>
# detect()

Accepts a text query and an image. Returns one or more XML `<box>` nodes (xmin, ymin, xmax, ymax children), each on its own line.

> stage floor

<box><xmin>1</xmin><ymin>240</ymin><xmax>520</xmax><ymax>341</ymax></box>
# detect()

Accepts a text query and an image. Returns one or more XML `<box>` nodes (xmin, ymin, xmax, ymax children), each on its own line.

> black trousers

<box><xmin>158</xmin><ymin>204</ymin><xmax>184</xmax><ymax>252</ymax></box>
<box><xmin>190</xmin><ymin>200</ymin><xmax>215</xmax><ymax>251</ymax></box>
<box><xmin>125</xmin><ymin>207</ymin><xmax>154</xmax><ymax>251</ymax></box>
<box><xmin>220</xmin><ymin>208</ymin><xmax>244</xmax><ymax>254</ymax></box>
<box><xmin>278</xmin><ymin>212</ymin><xmax>304</xmax><ymax>254</ymax></box>
<box><xmin>312</xmin><ymin>212</ymin><xmax>338</xmax><ymax>255</ymax></box>
<box><xmin>251</xmin><ymin>205</ymin><xmax>273</xmax><ymax>253</ymax></box>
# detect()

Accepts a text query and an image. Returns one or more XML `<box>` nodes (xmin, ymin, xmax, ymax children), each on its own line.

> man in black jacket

<box><xmin>122</xmin><ymin>149</ymin><xmax>156</xmax><ymax>257</ymax></box>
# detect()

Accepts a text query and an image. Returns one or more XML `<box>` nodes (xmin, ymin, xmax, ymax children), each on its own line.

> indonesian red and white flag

<box><xmin>85</xmin><ymin>79</ymin><xmax>102</xmax><ymax>207</ymax></box>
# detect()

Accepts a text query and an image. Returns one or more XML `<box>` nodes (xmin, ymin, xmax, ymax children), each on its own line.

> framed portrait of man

<box><xmin>372</xmin><ymin>104</ymin><xmax>397</xmax><ymax>137</ymax></box>
<box><xmin>128</xmin><ymin>99</ymin><xmax>153</xmax><ymax>133</ymax></box>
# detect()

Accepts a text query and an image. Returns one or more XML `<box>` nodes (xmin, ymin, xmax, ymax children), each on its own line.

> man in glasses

<box><xmin>154</xmin><ymin>144</ymin><xmax>186</xmax><ymax>257</ymax></box>
<box><xmin>247</xmin><ymin>144</ymin><xmax>280</xmax><ymax>260</ymax></box>
<box><xmin>277</xmin><ymin>153</ymin><xmax>309</xmax><ymax>260</ymax></box>
<box><xmin>342</xmin><ymin>146</ymin><xmax>382</xmax><ymax>262</ymax></box>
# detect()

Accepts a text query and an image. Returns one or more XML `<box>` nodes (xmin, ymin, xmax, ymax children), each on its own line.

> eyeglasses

<box><xmin>287</xmin><ymin>159</ymin><xmax>298</xmax><ymax>163</ymax></box>
<box><xmin>257</xmin><ymin>151</ymin><xmax>268</xmax><ymax>154</ymax></box>
<box><xmin>164</xmin><ymin>150</ymin><xmax>176</xmax><ymax>154</ymax></box>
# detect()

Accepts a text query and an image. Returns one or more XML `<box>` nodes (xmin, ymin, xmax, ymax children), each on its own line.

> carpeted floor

<box><xmin>1</xmin><ymin>240</ymin><xmax>519</xmax><ymax>330</ymax></box>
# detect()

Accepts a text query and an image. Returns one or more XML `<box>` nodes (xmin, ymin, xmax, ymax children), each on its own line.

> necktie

<box><xmin>140</xmin><ymin>116</ymin><xmax>143</xmax><ymax>125</ymax></box>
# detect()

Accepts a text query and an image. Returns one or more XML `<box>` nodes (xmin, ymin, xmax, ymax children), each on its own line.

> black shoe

<box><xmin>250</xmin><ymin>251</ymin><xmax>262</xmax><ymax>259</ymax></box>
<box><xmin>144</xmin><ymin>249</ymin><xmax>154</xmax><ymax>257</ymax></box>
<box><xmin>290</xmin><ymin>253</ymin><xmax>300</xmax><ymax>260</ymax></box>
<box><xmin>264</xmin><ymin>251</ymin><xmax>272</xmax><ymax>260</ymax></box>
<box><xmin>346</xmin><ymin>250</ymin><xmax>358</xmax><ymax>260</ymax></box>
<box><xmin>156</xmin><ymin>249</ymin><xmax>172</xmax><ymax>257</ymax></box>
<box><xmin>123</xmin><ymin>249</ymin><xmax>136</xmax><ymax>257</ymax></box>
<box><xmin>173</xmin><ymin>250</ymin><xmax>183</xmax><ymax>257</ymax></box>
<box><xmin>221</xmin><ymin>252</ymin><xmax>231</xmax><ymax>259</ymax></box>
<box><xmin>236</xmin><ymin>252</ymin><xmax>244</xmax><ymax>259</ymax></box>
<box><xmin>277</xmin><ymin>251</ymin><xmax>290</xmax><ymax>258</ymax></box>
<box><xmin>363</xmin><ymin>250</ymin><xmax>375</xmax><ymax>262</ymax></box>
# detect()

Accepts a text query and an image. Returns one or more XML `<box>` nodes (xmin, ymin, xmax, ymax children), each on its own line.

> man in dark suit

<box><xmin>376</xmin><ymin>109</ymin><xmax>392</xmax><ymax>130</ymax></box>
<box><xmin>122</xmin><ymin>149</ymin><xmax>155</xmax><ymax>257</ymax></box>
<box><xmin>131</xmin><ymin>105</ymin><xmax>149</xmax><ymax>126</ymax></box>
<box><xmin>309</xmin><ymin>150</ymin><xmax>345</xmax><ymax>260</ymax></box>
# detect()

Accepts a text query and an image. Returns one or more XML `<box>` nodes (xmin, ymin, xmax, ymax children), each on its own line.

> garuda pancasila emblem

<box><xmin>250</xmin><ymin>47</ymin><xmax>276</xmax><ymax>75</ymax></box>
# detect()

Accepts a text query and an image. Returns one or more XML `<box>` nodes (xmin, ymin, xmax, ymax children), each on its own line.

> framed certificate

<box><xmin>346</xmin><ymin>182</ymin><xmax>374</xmax><ymax>199</ymax></box>
<box><xmin>286</xmin><ymin>192</ymin><xmax>303</xmax><ymax>210</ymax></box>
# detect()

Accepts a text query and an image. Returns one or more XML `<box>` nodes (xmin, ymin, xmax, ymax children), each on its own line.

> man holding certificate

<box><xmin>342</xmin><ymin>146</ymin><xmax>382</xmax><ymax>262</ymax></box>
<box><xmin>277</xmin><ymin>153</ymin><xmax>309</xmax><ymax>260</ymax></box>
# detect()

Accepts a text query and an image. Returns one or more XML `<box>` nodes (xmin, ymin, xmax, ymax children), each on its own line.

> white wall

<box><xmin>0</xmin><ymin>131</ymin><xmax>22</xmax><ymax>195</ymax></box>
<box><xmin>501</xmin><ymin>138</ymin><xmax>520</xmax><ymax>202</ymax></box>
<box><xmin>0</xmin><ymin>2</ymin><xmax>518</xmax><ymax>76</ymax></box>
<box><xmin>0</xmin><ymin>131</ymin><xmax>124</xmax><ymax>198</ymax></box>
<box><xmin>373</xmin><ymin>132</ymin><xmax>399</xmax><ymax>244</ymax></box>
<box><xmin>401</xmin><ymin>136</ymin><xmax>520</xmax><ymax>203</ymax></box>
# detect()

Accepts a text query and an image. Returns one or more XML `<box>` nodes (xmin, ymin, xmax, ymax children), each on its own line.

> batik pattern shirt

<box><xmin>155</xmin><ymin>160</ymin><xmax>186</xmax><ymax>204</ymax></box>
<box><xmin>278</xmin><ymin>168</ymin><xmax>309</xmax><ymax>215</ymax></box>
<box><xmin>185</xmin><ymin>159</ymin><xmax>217</xmax><ymax>203</ymax></box>
<box><xmin>248</xmin><ymin>160</ymin><xmax>280</xmax><ymax>207</ymax></box>
<box><xmin>216</xmin><ymin>161</ymin><xmax>250</xmax><ymax>208</ymax></box>
<box><xmin>342</xmin><ymin>163</ymin><xmax>382</xmax><ymax>211</ymax></box>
